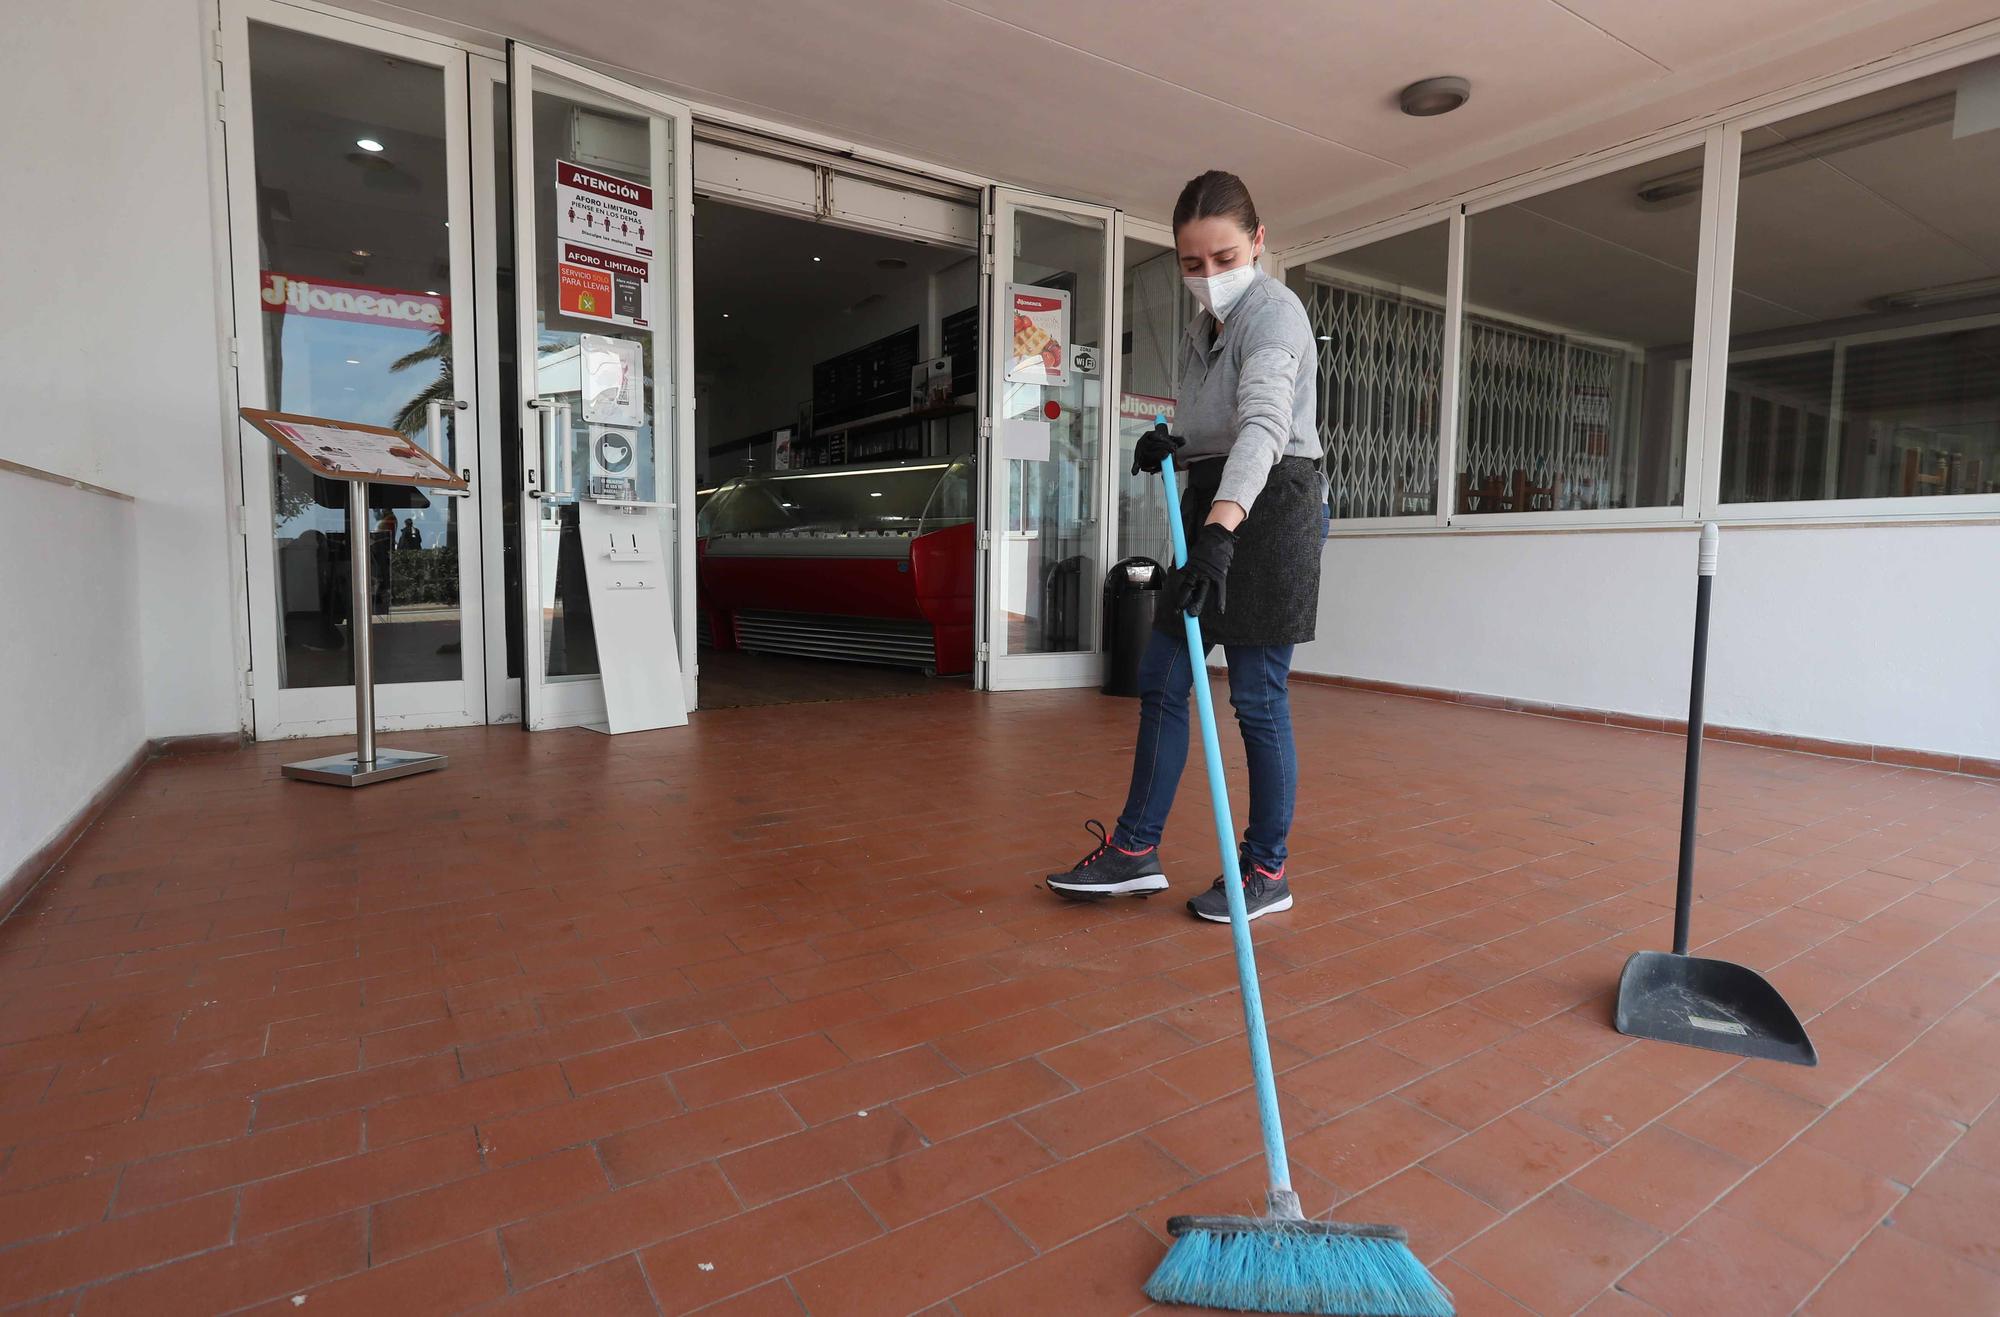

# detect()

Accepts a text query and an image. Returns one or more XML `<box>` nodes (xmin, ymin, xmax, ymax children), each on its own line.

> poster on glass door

<box><xmin>556</xmin><ymin>160</ymin><xmax>654</xmax><ymax>258</ymax></box>
<box><xmin>1006</xmin><ymin>285</ymin><xmax>1071</xmax><ymax>388</ymax></box>
<box><xmin>558</xmin><ymin>242</ymin><xmax>650</xmax><ymax>328</ymax></box>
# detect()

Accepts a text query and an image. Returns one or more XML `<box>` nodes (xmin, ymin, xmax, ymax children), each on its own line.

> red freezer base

<box><xmin>698</xmin><ymin>522</ymin><xmax>974</xmax><ymax>675</ymax></box>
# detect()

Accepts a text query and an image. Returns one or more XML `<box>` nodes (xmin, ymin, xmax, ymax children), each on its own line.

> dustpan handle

<box><xmin>1673</xmin><ymin>524</ymin><xmax>1718</xmax><ymax>956</ymax></box>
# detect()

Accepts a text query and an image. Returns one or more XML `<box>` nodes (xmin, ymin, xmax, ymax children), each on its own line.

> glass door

<box><xmin>981</xmin><ymin>189</ymin><xmax>1118</xmax><ymax>691</ymax></box>
<box><xmin>507</xmin><ymin>45</ymin><xmax>695</xmax><ymax>730</ymax></box>
<box><xmin>222</xmin><ymin>1</ymin><xmax>487</xmax><ymax>740</ymax></box>
<box><xmin>1114</xmin><ymin>216</ymin><xmax>1193</xmax><ymax>572</ymax></box>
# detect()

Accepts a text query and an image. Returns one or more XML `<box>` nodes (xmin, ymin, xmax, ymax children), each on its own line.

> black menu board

<box><xmin>813</xmin><ymin>325</ymin><xmax>921</xmax><ymax>430</ymax></box>
<box><xmin>942</xmin><ymin>305</ymin><xmax>979</xmax><ymax>399</ymax></box>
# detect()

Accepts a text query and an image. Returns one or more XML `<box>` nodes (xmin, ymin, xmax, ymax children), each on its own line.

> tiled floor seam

<box><xmin>1785</xmin><ymin>1090</ymin><xmax>1998</xmax><ymax>1315</ymax></box>
<box><xmin>1430</xmin><ymin>942</ymin><xmax>2000</xmax><ymax>1312</ymax></box>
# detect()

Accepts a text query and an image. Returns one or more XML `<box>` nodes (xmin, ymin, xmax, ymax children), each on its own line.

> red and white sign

<box><xmin>260</xmin><ymin>272</ymin><xmax>449</xmax><ymax>332</ymax></box>
<box><xmin>557</xmin><ymin>241</ymin><xmax>649</xmax><ymax>328</ymax></box>
<box><xmin>1119</xmin><ymin>393</ymin><xmax>1176</xmax><ymax>423</ymax></box>
<box><xmin>556</xmin><ymin>159</ymin><xmax>654</xmax><ymax>260</ymax></box>
<box><xmin>1006</xmin><ymin>284</ymin><xmax>1070</xmax><ymax>388</ymax></box>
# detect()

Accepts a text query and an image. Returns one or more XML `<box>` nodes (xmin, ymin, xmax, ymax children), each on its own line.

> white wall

<box><xmin>1300</xmin><ymin>522</ymin><xmax>2000</xmax><ymax>761</ymax></box>
<box><xmin>0</xmin><ymin>473</ymin><xmax>145</xmax><ymax>886</ymax></box>
<box><xmin>1</xmin><ymin>0</ymin><xmax>240</xmax><ymax>743</ymax></box>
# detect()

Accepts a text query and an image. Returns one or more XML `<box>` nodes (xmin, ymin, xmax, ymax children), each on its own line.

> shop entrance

<box><xmin>691</xmin><ymin>191</ymin><xmax>982</xmax><ymax>709</ymax></box>
<box><xmin>220</xmin><ymin>0</ymin><xmax>1173</xmax><ymax>738</ymax></box>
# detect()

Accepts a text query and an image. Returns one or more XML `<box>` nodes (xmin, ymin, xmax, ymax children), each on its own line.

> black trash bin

<box><xmin>1101</xmin><ymin>557</ymin><xmax>1163</xmax><ymax>697</ymax></box>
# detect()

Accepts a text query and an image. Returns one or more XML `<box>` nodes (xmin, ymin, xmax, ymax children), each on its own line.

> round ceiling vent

<box><xmin>1399</xmin><ymin>76</ymin><xmax>1472</xmax><ymax>117</ymax></box>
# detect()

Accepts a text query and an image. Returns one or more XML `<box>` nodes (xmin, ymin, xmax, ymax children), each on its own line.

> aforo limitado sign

<box><xmin>555</xmin><ymin>160</ymin><xmax>654</xmax><ymax>329</ymax></box>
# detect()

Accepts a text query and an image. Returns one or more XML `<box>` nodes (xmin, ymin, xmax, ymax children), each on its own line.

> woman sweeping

<box><xmin>1048</xmin><ymin>170</ymin><xmax>1325</xmax><ymax>923</ymax></box>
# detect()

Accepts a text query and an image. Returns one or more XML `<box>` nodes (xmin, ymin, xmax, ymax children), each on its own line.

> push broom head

<box><xmin>1145</xmin><ymin>1214</ymin><xmax>1454</xmax><ymax>1316</ymax></box>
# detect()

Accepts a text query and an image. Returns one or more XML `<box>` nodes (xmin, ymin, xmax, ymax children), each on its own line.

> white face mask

<box><xmin>1184</xmin><ymin>263</ymin><xmax>1258</xmax><ymax>321</ymax></box>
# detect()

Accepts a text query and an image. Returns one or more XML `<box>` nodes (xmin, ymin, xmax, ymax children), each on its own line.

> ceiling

<box><xmin>383</xmin><ymin>0</ymin><xmax>1992</xmax><ymax>238</ymax></box>
<box><xmin>1294</xmin><ymin>58</ymin><xmax>2000</xmax><ymax>350</ymax></box>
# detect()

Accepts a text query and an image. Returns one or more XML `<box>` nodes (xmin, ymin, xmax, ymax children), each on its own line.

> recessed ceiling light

<box><xmin>870</xmin><ymin>491</ymin><xmax>883</xmax><ymax>497</ymax></box>
<box><xmin>1399</xmin><ymin>76</ymin><xmax>1471</xmax><ymax>117</ymax></box>
<box><xmin>812</xmin><ymin>256</ymin><xmax>822</xmax><ymax>263</ymax></box>
<box><xmin>356</xmin><ymin>138</ymin><xmax>385</xmax><ymax>152</ymax></box>
<box><xmin>351</xmin><ymin>248</ymin><xmax>370</xmax><ymax>257</ymax></box>
<box><xmin>722</xmin><ymin>312</ymin><xmax>730</xmax><ymax>319</ymax></box>
<box><xmin>424</xmin><ymin>289</ymin><xmax>439</xmax><ymax>296</ymax></box>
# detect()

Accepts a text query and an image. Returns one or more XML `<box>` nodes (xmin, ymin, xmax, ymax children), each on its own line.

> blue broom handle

<box><xmin>1159</xmin><ymin>445</ymin><xmax>1297</xmax><ymax>1216</ymax></box>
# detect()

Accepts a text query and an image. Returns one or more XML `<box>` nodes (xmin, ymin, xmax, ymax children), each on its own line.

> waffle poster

<box><xmin>1006</xmin><ymin>285</ymin><xmax>1071</xmax><ymax>388</ymax></box>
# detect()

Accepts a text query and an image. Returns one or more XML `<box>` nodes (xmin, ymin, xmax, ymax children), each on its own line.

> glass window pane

<box><xmin>1288</xmin><ymin>223</ymin><xmax>1448</xmax><ymax>519</ymax></box>
<box><xmin>1118</xmin><ymin>237</ymin><xmax>1192</xmax><ymax>562</ymax></box>
<box><xmin>249</xmin><ymin>22</ymin><xmax>462</xmax><ymax>688</ymax></box>
<box><xmin>1005</xmin><ymin>207</ymin><xmax>1105</xmax><ymax>656</ymax></box>
<box><xmin>1724</xmin><ymin>61</ymin><xmax>2000</xmax><ymax>503</ymax></box>
<box><xmin>1461</xmin><ymin>147</ymin><xmax>1703</xmax><ymax>513</ymax></box>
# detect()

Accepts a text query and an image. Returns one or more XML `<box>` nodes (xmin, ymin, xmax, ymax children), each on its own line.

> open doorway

<box><xmin>692</xmin><ymin>198</ymin><xmax>980</xmax><ymax>709</ymax></box>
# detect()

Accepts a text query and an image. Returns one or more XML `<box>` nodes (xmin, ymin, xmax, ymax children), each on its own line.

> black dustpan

<box><xmin>1613</xmin><ymin>525</ymin><xmax>1817</xmax><ymax>1067</ymax></box>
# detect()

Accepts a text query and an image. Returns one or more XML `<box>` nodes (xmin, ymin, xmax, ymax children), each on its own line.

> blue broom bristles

<box><xmin>1144</xmin><ymin>1225</ymin><xmax>1455</xmax><ymax>1317</ymax></box>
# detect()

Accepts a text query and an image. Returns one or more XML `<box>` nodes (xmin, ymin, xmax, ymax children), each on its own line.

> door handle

<box><xmin>527</xmin><ymin>399</ymin><xmax>556</xmax><ymax>499</ymax></box>
<box><xmin>426</xmin><ymin>398</ymin><xmax>470</xmax><ymax>463</ymax></box>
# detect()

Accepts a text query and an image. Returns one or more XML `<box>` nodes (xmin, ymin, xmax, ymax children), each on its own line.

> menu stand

<box><xmin>241</xmin><ymin>408</ymin><xmax>470</xmax><ymax>788</ymax></box>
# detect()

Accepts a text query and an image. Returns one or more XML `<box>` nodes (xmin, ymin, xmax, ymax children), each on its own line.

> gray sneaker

<box><xmin>1046</xmin><ymin>821</ymin><xmax>1168</xmax><ymax>900</ymax></box>
<box><xmin>1186</xmin><ymin>861</ymin><xmax>1293</xmax><ymax>923</ymax></box>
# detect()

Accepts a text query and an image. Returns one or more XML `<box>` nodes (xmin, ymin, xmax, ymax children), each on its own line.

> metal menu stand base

<box><xmin>283</xmin><ymin>477</ymin><xmax>448</xmax><ymax>788</ymax></box>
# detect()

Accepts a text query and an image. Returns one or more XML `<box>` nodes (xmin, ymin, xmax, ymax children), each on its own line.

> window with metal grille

<box><xmin>1289</xmin><ymin>220</ymin><xmax>1451</xmax><ymax>521</ymax></box>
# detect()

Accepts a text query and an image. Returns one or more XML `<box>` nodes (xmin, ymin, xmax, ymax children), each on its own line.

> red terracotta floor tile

<box><xmin>1619</xmin><ymin>1207</ymin><xmax>1831</xmax><ymax>1315</ymax></box>
<box><xmin>789</xmin><ymin>1200</ymin><xmax>1034</xmax><ymax>1317</ymax></box>
<box><xmin>1805</xmin><ymin>1223</ymin><xmax>2000</xmax><ymax>1316</ymax></box>
<box><xmin>895</xmin><ymin>1057</ymin><xmax>1074</xmax><ymax>1142</ymax></box>
<box><xmin>848</xmin><ymin>1119</ymin><xmax>1055</xmax><ymax>1228</ymax></box>
<box><xmin>955</xmin><ymin>1217</ymin><xmax>1162</xmax><ymax>1317</ymax></box>
<box><xmin>478</xmin><ymin>1256</ymin><xmax>659</xmax><ymax>1316</ymax></box>
<box><xmin>1567</xmin><ymin>1124</ymin><xmax>1749</xmax><ymax>1234</ymax></box>
<box><xmin>1333</xmin><ymin>1166</ymin><xmax>1501</xmax><ymax>1264</ymax></box>
<box><xmin>1881</xmin><ymin>1158</ymin><xmax>2000</xmax><ymax>1275</ymax></box>
<box><xmin>1661</xmin><ymin>1072</ymin><xmax>1825</xmax><ymax>1165</ymax></box>
<box><xmin>235</xmin><ymin>1235</ymin><xmax>509</xmax><ymax>1316</ymax></box>
<box><xmin>1423</xmin><ymin>1108</ymin><xmax>1605</xmax><ymax>1211</ymax></box>
<box><xmin>2</xmin><ymin>693</ymin><xmax>1994</xmax><ymax>1314</ymax></box>
<box><xmin>988</xmin><ymin>1135</ymin><xmax>1190</xmax><ymax>1250</ymax></box>
<box><xmin>1400</xmin><ymin>1048</ymin><xmax>1552</xmax><ymax>1132</ymax></box>
<box><xmin>1286</xmin><ymin>1097</ymin><xmax>1460</xmax><ymax>1196</ymax></box>
<box><xmin>638</xmin><ymin>1182</ymin><xmax>881</xmax><ymax>1314</ymax></box>
<box><xmin>1451</xmin><ymin>1184</ymin><xmax>1663</xmax><ymax>1316</ymax></box>
<box><xmin>1799</xmin><ymin>1087</ymin><xmax>1965</xmax><ymax>1185</ymax></box>
<box><xmin>1720</xmin><ymin>1143</ymin><xmax>1905</xmax><ymax>1262</ymax></box>
<box><xmin>1425</xmin><ymin>1260</ymin><xmax>1538</xmax><ymax>1315</ymax></box>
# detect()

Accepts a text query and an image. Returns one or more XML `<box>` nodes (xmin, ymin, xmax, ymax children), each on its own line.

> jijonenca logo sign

<box><xmin>260</xmin><ymin>273</ymin><xmax>450</xmax><ymax>332</ymax></box>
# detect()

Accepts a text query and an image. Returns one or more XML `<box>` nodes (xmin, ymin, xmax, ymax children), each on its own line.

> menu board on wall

<box><xmin>941</xmin><ymin>305</ymin><xmax>979</xmax><ymax>399</ymax></box>
<box><xmin>812</xmin><ymin>325</ymin><xmax>921</xmax><ymax>430</ymax></box>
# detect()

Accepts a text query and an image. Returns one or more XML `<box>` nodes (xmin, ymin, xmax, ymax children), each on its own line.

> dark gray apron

<box><xmin>1156</xmin><ymin>454</ymin><xmax>1324</xmax><ymax>648</ymax></box>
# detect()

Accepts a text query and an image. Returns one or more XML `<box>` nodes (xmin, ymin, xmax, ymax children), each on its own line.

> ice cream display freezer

<box><xmin>696</xmin><ymin>457</ymin><xmax>976</xmax><ymax>675</ymax></box>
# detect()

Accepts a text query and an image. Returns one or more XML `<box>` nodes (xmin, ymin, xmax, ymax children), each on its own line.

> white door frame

<box><xmin>468</xmin><ymin>54</ymin><xmax>518</xmax><ymax>724</ymax></box>
<box><xmin>220</xmin><ymin>0</ymin><xmax>489</xmax><ymax>740</ymax></box>
<box><xmin>508</xmin><ymin>43</ymin><xmax>697</xmax><ymax>729</ymax></box>
<box><xmin>980</xmin><ymin>187</ymin><xmax>1120</xmax><ymax>692</ymax></box>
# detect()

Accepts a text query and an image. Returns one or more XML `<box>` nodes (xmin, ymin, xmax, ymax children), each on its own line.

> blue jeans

<box><xmin>1112</xmin><ymin>629</ymin><xmax>1298</xmax><ymax>874</ymax></box>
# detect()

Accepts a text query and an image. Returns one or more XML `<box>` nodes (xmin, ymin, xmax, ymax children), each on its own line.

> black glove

<box><xmin>1173</xmin><ymin>523</ymin><xmax>1237</xmax><ymax>618</ymax></box>
<box><xmin>1131</xmin><ymin>425</ymin><xmax>1186</xmax><ymax>475</ymax></box>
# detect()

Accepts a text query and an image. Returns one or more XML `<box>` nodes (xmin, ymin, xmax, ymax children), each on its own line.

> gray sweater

<box><xmin>1175</xmin><ymin>269</ymin><xmax>1323</xmax><ymax>515</ymax></box>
